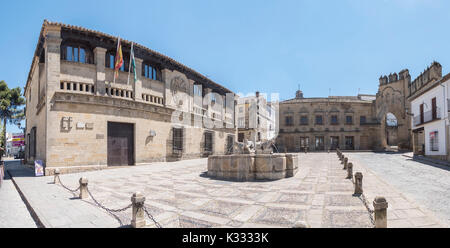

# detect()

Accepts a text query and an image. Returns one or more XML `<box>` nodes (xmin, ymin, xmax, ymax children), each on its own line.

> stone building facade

<box><xmin>277</xmin><ymin>68</ymin><xmax>413</xmax><ymax>152</ymax></box>
<box><xmin>24</xmin><ymin>21</ymin><xmax>236</xmax><ymax>174</ymax></box>
<box><xmin>236</xmin><ymin>92</ymin><xmax>277</xmax><ymax>143</ymax></box>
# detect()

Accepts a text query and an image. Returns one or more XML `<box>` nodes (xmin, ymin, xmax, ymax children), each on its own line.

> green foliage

<box><xmin>0</xmin><ymin>80</ymin><xmax>26</xmax><ymax>151</ymax></box>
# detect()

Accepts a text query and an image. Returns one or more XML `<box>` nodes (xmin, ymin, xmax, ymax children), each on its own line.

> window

<box><xmin>29</xmin><ymin>127</ymin><xmax>36</xmax><ymax>158</ymax></box>
<box><xmin>193</xmin><ymin>84</ymin><xmax>202</xmax><ymax>96</ymax></box>
<box><xmin>330</xmin><ymin>136</ymin><xmax>339</xmax><ymax>150</ymax></box>
<box><xmin>315</xmin><ymin>115</ymin><xmax>323</xmax><ymax>125</ymax></box>
<box><xmin>239</xmin><ymin>107</ymin><xmax>244</xmax><ymax>113</ymax></box>
<box><xmin>285</xmin><ymin>116</ymin><xmax>294</xmax><ymax>126</ymax></box>
<box><xmin>238</xmin><ymin>117</ymin><xmax>245</xmax><ymax>128</ymax></box>
<box><xmin>432</xmin><ymin>97</ymin><xmax>437</xmax><ymax>120</ymax></box>
<box><xmin>142</xmin><ymin>63</ymin><xmax>160</xmax><ymax>80</ymax></box>
<box><xmin>300</xmin><ymin>116</ymin><xmax>308</xmax><ymax>125</ymax></box>
<box><xmin>345</xmin><ymin>136</ymin><xmax>354</xmax><ymax>150</ymax></box>
<box><xmin>61</xmin><ymin>45</ymin><xmax>92</xmax><ymax>64</ymax></box>
<box><xmin>420</xmin><ymin>103</ymin><xmax>424</xmax><ymax>124</ymax></box>
<box><xmin>346</xmin><ymin>116</ymin><xmax>353</xmax><ymax>125</ymax></box>
<box><xmin>360</xmin><ymin>116</ymin><xmax>366</xmax><ymax>124</ymax></box>
<box><xmin>106</xmin><ymin>52</ymin><xmax>127</xmax><ymax>71</ymax></box>
<box><xmin>226</xmin><ymin>135</ymin><xmax>234</xmax><ymax>154</ymax></box>
<box><xmin>204</xmin><ymin>132</ymin><xmax>213</xmax><ymax>152</ymax></box>
<box><xmin>331</xmin><ymin>115</ymin><xmax>338</xmax><ymax>125</ymax></box>
<box><xmin>300</xmin><ymin>137</ymin><xmax>309</xmax><ymax>147</ymax></box>
<box><xmin>430</xmin><ymin>131</ymin><xmax>439</xmax><ymax>151</ymax></box>
<box><xmin>238</xmin><ymin>133</ymin><xmax>245</xmax><ymax>142</ymax></box>
<box><xmin>257</xmin><ymin>132</ymin><xmax>261</xmax><ymax>141</ymax></box>
<box><xmin>315</xmin><ymin>136</ymin><xmax>324</xmax><ymax>150</ymax></box>
<box><xmin>173</xmin><ymin>128</ymin><xmax>183</xmax><ymax>152</ymax></box>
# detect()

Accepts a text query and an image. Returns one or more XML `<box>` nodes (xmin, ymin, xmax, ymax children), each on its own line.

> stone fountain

<box><xmin>207</xmin><ymin>138</ymin><xmax>299</xmax><ymax>181</ymax></box>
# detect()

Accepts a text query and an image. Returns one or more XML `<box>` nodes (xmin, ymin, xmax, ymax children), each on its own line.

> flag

<box><xmin>131</xmin><ymin>44</ymin><xmax>137</xmax><ymax>81</ymax></box>
<box><xmin>114</xmin><ymin>37</ymin><xmax>123</xmax><ymax>79</ymax></box>
<box><xmin>127</xmin><ymin>42</ymin><xmax>137</xmax><ymax>84</ymax></box>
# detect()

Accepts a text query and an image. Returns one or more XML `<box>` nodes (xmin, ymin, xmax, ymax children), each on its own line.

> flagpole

<box><xmin>127</xmin><ymin>42</ymin><xmax>133</xmax><ymax>85</ymax></box>
<box><xmin>113</xmin><ymin>36</ymin><xmax>120</xmax><ymax>85</ymax></box>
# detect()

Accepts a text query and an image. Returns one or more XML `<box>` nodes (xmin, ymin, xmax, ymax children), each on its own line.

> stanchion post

<box><xmin>343</xmin><ymin>157</ymin><xmax>348</xmax><ymax>170</ymax></box>
<box><xmin>79</xmin><ymin>177</ymin><xmax>88</xmax><ymax>199</ymax></box>
<box><xmin>373</xmin><ymin>196</ymin><xmax>388</xmax><ymax>228</ymax></box>
<box><xmin>131</xmin><ymin>192</ymin><xmax>146</xmax><ymax>228</ymax></box>
<box><xmin>354</xmin><ymin>172</ymin><xmax>363</xmax><ymax>194</ymax></box>
<box><xmin>53</xmin><ymin>169</ymin><xmax>60</xmax><ymax>184</ymax></box>
<box><xmin>346</xmin><ymin>162</ymin><xmax>353</xmax><ymax>179</ymax></box>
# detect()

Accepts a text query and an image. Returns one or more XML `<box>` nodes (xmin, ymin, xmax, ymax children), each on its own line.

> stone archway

<box><xmin>375</xmin><ymin>80</ymin><xmax>411</xmax><ymax>149</ymax></box>
<box><xmin>385</xmin><ymin>112</ymin><xmax>398</xmax><ymax>146</ymax></box>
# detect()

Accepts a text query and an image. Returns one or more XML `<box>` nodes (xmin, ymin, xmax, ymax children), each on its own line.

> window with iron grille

<box><xmin>173</xmin><ymin>128</ymin><xmax>183</xmax><ymax>152</ymax></box>
<box><xmin>226</xmin><ymin>135</ymin><xmax>234</xmax><ymax>153</ymax></box>
<box><xmin>204</xmin><ymin>132</ymin><xmax>213</xmax><ymax>152</ymax></box>
<box><xmin>430</xmin><ymin>131</ymin><xmax>439</xmax><ymax>151</ymax></box>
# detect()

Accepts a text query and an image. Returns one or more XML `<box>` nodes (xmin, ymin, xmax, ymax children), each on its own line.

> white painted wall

<box><xmin>410</xmin><ymin>78</ymin><xmax>450</xmax><ymax>156</ymax></box>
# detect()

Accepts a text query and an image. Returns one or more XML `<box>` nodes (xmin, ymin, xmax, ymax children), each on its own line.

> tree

<box><xmin>0</xmin><ymin>80</ymin><xmax>25</xmax><ymax>157</ymax></box>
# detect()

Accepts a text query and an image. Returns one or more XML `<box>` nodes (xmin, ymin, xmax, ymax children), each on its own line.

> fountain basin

<box><xmin>207</xmin><ymin>153</ymin><xmax>299</xmax><ymax>181</ymax></box>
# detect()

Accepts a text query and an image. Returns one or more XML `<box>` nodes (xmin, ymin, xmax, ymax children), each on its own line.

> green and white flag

<box><xmin>127</xmin><ymin>42</ymin><xmax>137</xmax><ymax>84</ymax></box>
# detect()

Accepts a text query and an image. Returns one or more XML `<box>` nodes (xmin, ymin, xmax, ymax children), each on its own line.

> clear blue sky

<box><xmin>1</xmin><ymin>0</ymin><xmax>449</xmax><ymax>133</ymax></box>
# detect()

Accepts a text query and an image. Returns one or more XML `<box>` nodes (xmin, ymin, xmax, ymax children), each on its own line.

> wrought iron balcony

<box><xmin>413</xmin><ymin>107</ymin><xmax>441</xmax><ymax>127</ymax></box>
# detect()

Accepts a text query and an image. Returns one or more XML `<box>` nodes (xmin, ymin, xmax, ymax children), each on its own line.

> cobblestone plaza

<box><xmin>3</xmin><ymin>152</ymin><xmax>447</xmax><ymax>228</ymax></box>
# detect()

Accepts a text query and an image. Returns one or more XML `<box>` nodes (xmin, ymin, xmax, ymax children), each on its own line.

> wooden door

<box><xmin>107</xmin><ymin>122</ymin><xmax>134</xmax><ymax>166</ymax></box>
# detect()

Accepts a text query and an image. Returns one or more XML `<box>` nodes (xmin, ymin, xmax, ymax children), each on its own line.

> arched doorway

<box><xmin>385</xmin><ymin>112</ymin><xmax>398</xmax><ymax>146</ymax></box>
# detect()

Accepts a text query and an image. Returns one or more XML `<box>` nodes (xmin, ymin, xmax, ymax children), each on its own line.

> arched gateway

<box><xmin>375</xmin><ymin>70</ymin><xmax>412</xmax><ymax>149</ymax></box>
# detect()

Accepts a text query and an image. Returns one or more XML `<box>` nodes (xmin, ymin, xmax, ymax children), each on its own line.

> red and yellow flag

<box><xmin>114</xmin><ymin>37</ymin><xmax>123</xmax><ymax>78</ymax></box>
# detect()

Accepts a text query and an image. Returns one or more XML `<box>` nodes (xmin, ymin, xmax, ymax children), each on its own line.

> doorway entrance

<box><xmin>107</xmin><ymin>122</ymin><xmax>134</xmax><ymax>166</ymax></box>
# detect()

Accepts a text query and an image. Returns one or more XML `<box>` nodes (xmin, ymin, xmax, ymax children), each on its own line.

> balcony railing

<box><xmin>413</xmin><ymin>107</ymin><xmax>441</xmax><ymax>127</ymax></box>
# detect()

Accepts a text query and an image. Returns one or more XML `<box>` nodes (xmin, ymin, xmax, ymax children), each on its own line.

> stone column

<box><xmin>79</xmin><ymin>177</ymin><xmax>88</xmax><ymax>199</ymax></box>
<box><xmin>133</xmin><ymin>58</ymin><xmax>143</xmax><ymax>101</ymax></box>
<box><xmin>346</xmin><ymin>162</ymin><xmax>353</xmax><ymax>179</ymax></box>
<box><xmin>131</xmin><ymin>192</ymin><xmax>146</xmax><ymax>228</ymax></box>
<box><xmin>354</xmin><ymin>172</ymin><xmax>363</xmax><ymax>194</ymax></box>
<box><xmin>94</xmin><ymin>47</ymin><xmax>107</xmax><ymax>96</ymax></box>
<box><xmin>373</xmin><ymin>196</ymin><xmax>388</xmax><ymax>228</ymax></box>
<box><xmin>343</xmin><ymin>157</ymin><xmax>348</xmax><ymax>170</ymax></box>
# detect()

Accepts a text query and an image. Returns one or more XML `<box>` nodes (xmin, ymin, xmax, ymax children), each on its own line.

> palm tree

<box><xmin>0</xmin><ymin>80</ymin><xmax>25</xmax><ymax>158</ymax></box>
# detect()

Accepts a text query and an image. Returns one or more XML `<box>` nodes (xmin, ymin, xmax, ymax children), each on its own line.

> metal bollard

<box><xmin>79</xmin><ymin>177</ymin><xmax>88</xmax><ymax>199</ymax></box>
<box><xmin>131</xmin><ymin>192</ymin><xmax>146</xmax><ymax>228</ymax></box>
<box><xmin>53</xmin><ymin>169</ymin><xmax>61</xmax><ymax>184</ymax></box>
<box><xmin>346</xmin><ymin>162</ymin><xmax>353</xmax><ymax>179</ymax></box>
<box><xmin>343</xmin><ymin>157</ymin><xmax>348</xmax><ymax>170</ymax></box>
<box><xmin>354</xmin><ymin>172</ymin><xmax>363</xmax><ymax>195</ymax></box>
<box><xmin>373</xmin><ymin>196</ymin><xmax>388</xmax><ymax>228</ymax></box>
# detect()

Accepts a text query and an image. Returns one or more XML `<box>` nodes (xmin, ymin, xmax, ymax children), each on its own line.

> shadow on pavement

<box><xmin>404</xmin><ymin>158</ymin><xmax>450</xmax><ymax>172</ymax></box>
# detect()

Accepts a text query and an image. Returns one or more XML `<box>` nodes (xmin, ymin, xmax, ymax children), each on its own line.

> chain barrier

<box><xmin>57</xmin><ymin>176</ymin><xmax>81</xmax><ymax>193</ymax></box>
<box><xmin>86</xmin><ymin>186</ymin><xmax>132</xmax><ymax>213</ymax></box>
<box><xmin>56</xmin><ymin>175</ymin><xmax>162</xmax><ymax>228</ymax></box>
<box><xmin>359</xmin><ymin>193</ymin><xmax>375</xmax><ymax>226</ymax></box>
<box><xmin>143</xmin><ymin>205</ymin><xmax>162</xmax><ymax>228</ymax></box>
